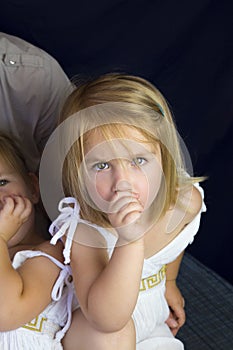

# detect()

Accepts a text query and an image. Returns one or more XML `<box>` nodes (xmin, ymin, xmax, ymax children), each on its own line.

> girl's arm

<box><xmin>0</xmin><ymin>196</ymin><xmax>62</xmax><ymax>331</ymax></box>
<box><xmin>71</xmin><ymin>227</ymin><xmax>144</xmax><ymax>333</ymax></box>
<box><xmin>71</xmin><ymin>194</ymin><xmax>145</xmax><ymax>333</ymax></box>
<box><xmin>0</xmin><ymin>240</ymin><xmax>62</xmax><ymax>331</ymax></box>
<box><xmin>165</xmin><ymin>184</ymin><xmax>203</xmax><ymax>334</ymax></box>
<box><xmin>165</xmin><ymin>252</ymin><xmax>185</xmax><ymax>335</ymax></box>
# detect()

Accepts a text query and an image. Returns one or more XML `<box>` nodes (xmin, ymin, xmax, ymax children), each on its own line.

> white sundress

<box><xmin>0</xmin><ymin>250</ymin><xmax>74</xmax><ymax>350</ymax></box>
<box><xmin>50</xmin><ymin>183</ymin><xmax>206</xmax><ymax>350</ymax></box>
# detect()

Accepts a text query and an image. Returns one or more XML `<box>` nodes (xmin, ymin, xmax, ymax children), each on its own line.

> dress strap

<box><xmin>34</xmin><ymin>251</ymin><xmax>74</xmax><ymax>342</ymax></box>
<box><xmin>52</xmin><ymin>264</ymin><xmax>74</xmax><ymax>342</ymax></box>
<box><xmin>49</xmin><ymin>197</ymin><xmax>80</xmax><ymax>264</ymax></box>
<box><xmin>50</xmin><ymin>197</ymin><xmax>118</xmax><ymax>262</ymax></box>
<box><xmin>14</xmin><ymin>249</ymin><xmax>74</xmax><ymax>341</ymax></box>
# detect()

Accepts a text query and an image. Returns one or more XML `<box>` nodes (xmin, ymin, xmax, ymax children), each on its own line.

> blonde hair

<box><xmin>60</xmin><ymin>73</ymin><xmax>204</xmax><ymax>226</ymax></box>
<box><xmin>0</xmin><ymin>132</ymin><xmax>30</xmax><ymax>181</ymax></box>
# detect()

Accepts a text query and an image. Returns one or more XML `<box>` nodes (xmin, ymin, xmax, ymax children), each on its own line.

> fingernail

<box><xmin>171</xmin><ymin>320</ymin><xmax>178</xmax><ymax>327</ymax></box>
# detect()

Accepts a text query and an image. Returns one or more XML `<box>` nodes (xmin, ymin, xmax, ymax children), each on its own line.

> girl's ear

<box><xmin>28</xmin><ymin>173</ymin><xmax>40</xmax><ymax>204</ymax></box>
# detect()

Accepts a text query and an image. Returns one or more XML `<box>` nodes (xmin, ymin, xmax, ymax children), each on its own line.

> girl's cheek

<box><xmin>142</xmin><ymin>173</ymin><xmax>162</xmax><ymax>209</ymax></box>
<box><xmin>96</xmin><ymin>180</ymin><xmax>112</xmax><ymax>201</ymax></box>
<box><xmin>138</xmin><ymin>185</ymin><xmax>149</xmax><ymax>208</ymax></box>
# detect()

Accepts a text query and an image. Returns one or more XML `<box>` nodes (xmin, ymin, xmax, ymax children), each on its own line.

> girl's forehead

<box><xmin>84</xmin><ymin>127</ymin><xmax>159</xmax><ymax>163</ymax></box>
<box><xmin>0</xmin><ymin>156</ymin><xmax>13</xmax><ymax>172</ymax></box>
<box><xmin>85</xmin><ymin>125</ymin><xmax>152</xmax><ymax>152</ymax></box>
<box><xmin>0</xmin><ymin>155</ymin><xmax>25</xmax><ymax>179</ymax></box>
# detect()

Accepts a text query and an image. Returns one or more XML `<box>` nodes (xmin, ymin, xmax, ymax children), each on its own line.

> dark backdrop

<box><xmin>1</xmin><ymin>0</ymin><xmax>233</xmax><ymax>283</ymax></box>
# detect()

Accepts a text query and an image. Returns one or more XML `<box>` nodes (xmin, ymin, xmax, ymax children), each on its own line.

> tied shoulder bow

<box><xmin>49</xmin><ymin>197</ymin><xmax>80</xmax><ymax>264</ymax></box>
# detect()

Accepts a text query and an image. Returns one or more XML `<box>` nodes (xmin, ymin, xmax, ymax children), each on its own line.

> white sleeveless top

<box><xmin>50</xmin><ymin>182</ymin><xmax>206</xmax><ymax>271</ymax></box>
<box><xmin>49</xmin><ymin>183</ymin><xmax>206</xmax><ymax>347</ymax></box>
<box><xmin>0</xmin><ymin>250</ymin><xmax>73</xmax><ymax>350</ymax></box>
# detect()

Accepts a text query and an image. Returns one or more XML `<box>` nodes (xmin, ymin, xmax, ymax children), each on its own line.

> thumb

<box><xmin>166</xmin><ymin>312</ymin><xmax>178</xmax><ymax>328</ymax></box>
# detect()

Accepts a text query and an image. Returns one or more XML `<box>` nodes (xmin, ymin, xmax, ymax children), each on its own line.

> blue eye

<box><xmin>132</xmin><ymin>157</ymin><xmax>147</xmax><ymax>166</ymax></box>
<box><xmin>0</xmin><ymin>179</ymin><xmax>9</xmax><ymax>186</ymax></box>
<box><xmin>94</xmin><ymin>162</ymin><xmax>109</xmax><ymax>171</ymax></box>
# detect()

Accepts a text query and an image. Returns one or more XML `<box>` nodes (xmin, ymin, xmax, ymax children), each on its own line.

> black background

<box><xmin>1</xmin><ymin>0</ymin><xmax>233</xmax><ymax>283</ymax></box>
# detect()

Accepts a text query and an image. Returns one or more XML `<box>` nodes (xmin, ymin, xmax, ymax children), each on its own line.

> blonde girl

<box><xmin>45</xmin><ymin>73</ymin><xmax>206</xmax><ymax>349</ymax></box>
<box><xmin>0</xmin><ymin>132</ymin><xmax>73</xmax><ymax>349</ymax></box>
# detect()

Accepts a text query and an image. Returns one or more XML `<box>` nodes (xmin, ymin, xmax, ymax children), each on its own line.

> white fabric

<box><xmin>49</xmin><ymin>197</ymin><xmax>116</xmax><ymax>263</ymax></box>
<box><xmin>134</xmin><ymin>182</ymin><xmax>206</xmax><ymax>349</ymax></box>
<box><xmin>50</xmin><ymin>197</ymin><xmax>81</xmax><ymax>264</ymax></box>
<box><xmin>50</xmin><ymin>182</ymin><xmax>206</xmax><ymax>349</ymax></box>
<box><xmin>0</xmin><ymin>250</ymin><xmax>74</xmax><ymax>349</ymax></box>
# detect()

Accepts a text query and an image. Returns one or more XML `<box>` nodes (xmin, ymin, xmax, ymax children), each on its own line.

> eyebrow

<box><xmin>0</xmin><ymin>170</ymin><xmax>15</xmax><ymax>177</ymax></box>
<box><xmin>85</xmin><ymin>151</ymin><xmax>155</xmax><ymax>165</ymax></box>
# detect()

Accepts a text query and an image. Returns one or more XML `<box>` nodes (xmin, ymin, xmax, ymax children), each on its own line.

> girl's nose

<box><xmin>114</xmin><ymin>179</ymin><xmax>132</xmax><ymax>192</ymax></box>
<box><xmin>112</xmin><ymin>166</ymin><xmax>133</xmax><ymax>192</ymax></box>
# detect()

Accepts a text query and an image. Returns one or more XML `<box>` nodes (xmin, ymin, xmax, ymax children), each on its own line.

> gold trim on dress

<box><xmin>140</xmin><ymin>265</ymin><xmax>166</xmax><ymax>292</ymax></box>
<box><xmin>22</xmin><ymin>316</ymin><xmax>47</xmax><ymax>332</ymax></box>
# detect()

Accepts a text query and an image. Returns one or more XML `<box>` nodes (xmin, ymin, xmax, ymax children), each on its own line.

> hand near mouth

<box><xmin>107</xmin><ymin>191</ymin><xmax>145</xmax><ymax>245</ymax></box>
<box><xmin>0</xmin><ymin>195</ymin><xmax>32</xmax><ymax>243</ymax></box>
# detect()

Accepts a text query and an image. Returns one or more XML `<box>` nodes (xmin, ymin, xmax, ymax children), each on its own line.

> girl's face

<box><xmin>83</xmin><ymin>127</ymin><xmax>163</xmax><ymax>215</ymax></box>
<box><xmin>0</xmin><ymin>158</ymin><xmax>38</xmax><ymax>247</ymax></box>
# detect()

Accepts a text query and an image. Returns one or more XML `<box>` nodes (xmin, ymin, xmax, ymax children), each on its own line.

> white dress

<box><xmin>0</xmin><ymin>250</ymin><xmax>73</xmax><ymax>350</ymax></box>
<box><xmin>50</xmin><ymin>183</ymin><xmax>206</xmax><ymax>350</ymax></box>
<box><xmin>132</xmin><ymin>183</ymin><xmax>206</xmax><ymax>349</ymax></box>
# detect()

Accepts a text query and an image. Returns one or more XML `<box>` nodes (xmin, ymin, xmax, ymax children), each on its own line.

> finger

<box><xmin>109</xmin><ymin>200</ymin><xmax>143</xmax><ymax>226</ymax></box>
<box><xmin>11</xmin><ymin>196</ymin><xmax>32</xmax><ymax>221</ymax></box>
<box><xmin>108</xmin><ymin>194</ymin><xmax>141</xmax><ymax>214</ymax></box>
<box><xmin>120</xmin><ymin>202</ymin><xmax>143</xmax><ymax>224</ymax></box>
<box><xmin>109</xmin><ymin>195</ymin><xmax>136</xmax><ymax>213</ymax></box>
<box><xmin>2</xmin><ymin>196</ymin><xmax>15</xmax><ymax>214</ymax></box>
<box><xmin>174</xmin><ymin>306</ymin><xmax>186</xmax><ymax>328</ymax></box>
<box><xmin>11</xmin><ymin>195</ymin><xmax>26</xmax><ymax>214</ymax></box>
<box><xmin>166</xmin><ymin>311</ymin><xmax>179</xmax><ymax>329</ymax></box>
<box><xmin>20</xmin><ymin>198</ymin><xmax>32</xmax><ymax>221</ymax></box>
<box><xmin>177</xmin><ymin>309</ymin><xmax>186</xmax><ymax>327</ymax></box>
<box><xmin>171</xmin><ymin>327</ymin><xmax>179</xmax><ymax>336</ymax></box>
<box><xmin>120</xmin><ymin>209</ymin><xmax>142</xmax><ymax>226</ymax></box>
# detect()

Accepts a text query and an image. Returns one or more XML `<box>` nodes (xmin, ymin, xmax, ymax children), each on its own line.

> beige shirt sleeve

<box><xmin>0</xmin><ymin>32</ymin><xmax>74</xmax><ymax>172</ymax></box>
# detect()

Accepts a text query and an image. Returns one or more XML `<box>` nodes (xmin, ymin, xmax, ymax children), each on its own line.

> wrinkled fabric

<box><xmin>0</xmin><ymin>32</ymin><xmax>73</xmax><ymax>172</ymax></box>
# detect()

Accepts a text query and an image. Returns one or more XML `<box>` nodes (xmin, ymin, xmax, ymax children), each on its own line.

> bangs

<box><xmin>83</xmin><ymin>123</ymin><xmax>159</xmax><ymax>157</ymax></box>
<box><xmin>0</xmin><ymin>135</ymin><xmax>28</xmax><ymax>179</ymax></box>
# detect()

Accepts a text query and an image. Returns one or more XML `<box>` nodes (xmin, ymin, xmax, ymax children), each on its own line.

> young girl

<box><xmin>45</xmin><ymin>73</ymin><xmax>206</xmax><ymax>349</ymax></box>
<box><xmin>0</xmin><ymin>132</ymin><xmax>73</xmax><ymax>349</ymax></box>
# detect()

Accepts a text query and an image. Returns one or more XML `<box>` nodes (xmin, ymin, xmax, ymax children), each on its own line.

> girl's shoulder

<box><xmin>144</xmin><ymin>183</ymin><xmax>205</xmax><ymax>258</ymax></box>
<box><xmin>34</xmin><ymin>239</ymin><xmax>64</xmax><ymax>263</ymax></box>
<box><xmin>74</xmin><ymin>222</ymin><xmax>114</xmax><ymax>249</ymax></box>
<box><xmin>163</xmin><ymin>183</ymin><xmax>204</xmax><ymax>235</ymax></box>
<box><xmin>70</xmin><ymin>223</ymin><xmax>110</xmax><ymax>272</ymax></box>
<box><xmin>180</xmin><ymin>183</ymin><xmax>203</xmax><ymax>224</ymax></box>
